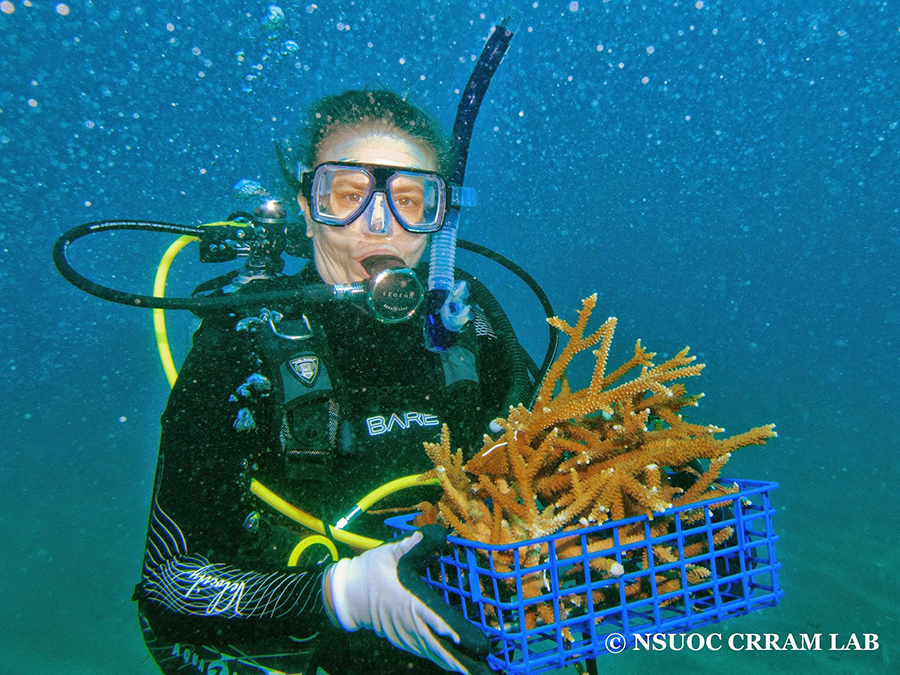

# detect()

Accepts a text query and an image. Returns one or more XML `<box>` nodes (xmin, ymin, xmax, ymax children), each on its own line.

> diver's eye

<box><xmin>389</xmin><ymin>174</ymin><xmax>428</xmax><ymax>216</ymax></box>
<box><xmin>328</xmin><ymin>179</ymin><xmax>370</xmax><ymax>217</ymax></box>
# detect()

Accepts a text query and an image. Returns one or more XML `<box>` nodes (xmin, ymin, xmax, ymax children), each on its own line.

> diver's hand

<box><xmin>323</xmin><ymin>525</ymin><xmax>491</xmax><ymax>674</ymax></box>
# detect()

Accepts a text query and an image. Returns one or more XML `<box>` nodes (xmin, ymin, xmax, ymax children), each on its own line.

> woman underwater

<box><xmin>135</xmin><ymin>89</ymin><xmax>534</xmax><ymax>675</ymax></box>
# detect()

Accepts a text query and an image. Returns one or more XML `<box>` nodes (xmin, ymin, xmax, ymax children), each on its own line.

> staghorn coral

<box><xmin>417</xmin><ymin>294</ymin><xmax>776</xmax><ymax>630</ymax></box>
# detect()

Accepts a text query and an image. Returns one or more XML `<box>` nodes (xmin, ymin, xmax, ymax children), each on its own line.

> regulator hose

<box><xmin>53</xmin><ymin>219</ymin><xmax>340</xmax><ymax>312</ymax></box>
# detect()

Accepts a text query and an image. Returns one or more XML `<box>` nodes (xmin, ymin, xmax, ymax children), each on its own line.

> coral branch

<box><xmin>415</xmin><ymin>296</ymin><xmax>776</xmax><ymax>633</ymax></box>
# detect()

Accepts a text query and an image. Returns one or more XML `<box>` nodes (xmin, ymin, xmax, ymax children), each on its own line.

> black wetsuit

<box><xmin>135</xmin><ymin>263</ymin><xmax>532</xmax><ymax>675</ymax></box>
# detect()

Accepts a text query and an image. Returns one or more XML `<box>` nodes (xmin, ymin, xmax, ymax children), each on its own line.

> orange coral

<box><xmin>418</xmin><ymin>295</ymin><xmax>776</xmax><ymax>630</ymax></box>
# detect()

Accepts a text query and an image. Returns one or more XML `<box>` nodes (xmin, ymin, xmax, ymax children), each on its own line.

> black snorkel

<box><xmin>422</xmin><ymin>12</ymin><xmax>519</xmax><ymax>352</ymax></box>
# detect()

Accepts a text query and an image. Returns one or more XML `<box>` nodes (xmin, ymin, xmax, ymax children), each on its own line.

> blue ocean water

<box><xmin>1</xmin><ymin>1</ymin><xmax>897</xmax><ymax>673</ymax></box>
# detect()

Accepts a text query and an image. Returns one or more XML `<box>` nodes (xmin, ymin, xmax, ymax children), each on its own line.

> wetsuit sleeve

<box><xmin>138</xmin><ymin>317</ymin><xmax>328</xmax><ymax>641</ymax></box>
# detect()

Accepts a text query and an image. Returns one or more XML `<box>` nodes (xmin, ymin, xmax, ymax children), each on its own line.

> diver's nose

<box><xmin>363</xmin><ymin>192</ymin><xmax>393</xmax><ymax>236</ymax></box>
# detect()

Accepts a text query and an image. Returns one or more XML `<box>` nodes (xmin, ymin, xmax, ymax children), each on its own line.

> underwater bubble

<box><xmin>283</xmin><ymin>40</ymin><xmax>300</xmax><ymax>52</ymax></box>
<box><xmin>261</xmin><ymin>5</ymin><xmax>285</xmax><ymax>31</ymax></box>
<box><xmin>233</xmin><ymin>179</ymin><xmax>268</xmax><ymax>199</ymax></box>
<box><xmin>234</xmin><ymin>407</ymin><xmax>257</xmax><ymax>432</ymax></box>
<box><xmin>244</xmin><ymin>373</ymin><xmax>272</xmax><ymax>391</ymax></box>
<box><xmin>243</xmin><ymin>511</ymin><xmax>260</xmax><ymax>532</ymax></box>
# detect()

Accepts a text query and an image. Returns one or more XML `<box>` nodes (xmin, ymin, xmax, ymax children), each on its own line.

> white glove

<box><xmin>323</xmin><ymin>525</ymin><xmax>490</xmax><ymax>674</ymax></box>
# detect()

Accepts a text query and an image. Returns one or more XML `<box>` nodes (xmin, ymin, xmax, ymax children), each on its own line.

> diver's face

<box><xmin>299</xmin><ymin>130</ymin><xmax>434</xmax><ymax>285</ymax></box>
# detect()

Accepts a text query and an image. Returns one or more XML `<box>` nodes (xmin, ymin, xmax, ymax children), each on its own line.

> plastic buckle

<box><xmin>450</xmin><ymin>185</ymin><xmax>478</xmax><ymax>208</ymax></box>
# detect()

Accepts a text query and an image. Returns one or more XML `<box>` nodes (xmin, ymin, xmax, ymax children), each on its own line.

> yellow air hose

<box><xmin>153</xmin><ymin>221</ymin><xmax>234</xmax><ymax>388</ymax></box>
<box><xmin>250</xmin><ymin>475</ymin><xmax>439</xmax><ymax>555</ymax></box>
<box><xmin>288</xmin><ymin>535</ymin><xmax>339</xmax><ymax>566</ymax></box>
<box><xmin>153</xmin><ymin>234</ymin><xmax>198</xmax><ymax>387</ymax></box>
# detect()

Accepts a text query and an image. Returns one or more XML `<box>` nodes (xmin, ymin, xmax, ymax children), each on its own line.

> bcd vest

<box><xmin>250</xmin><ymin>308</ymin><xmax>485</xmax><ymax>491</ymax></box>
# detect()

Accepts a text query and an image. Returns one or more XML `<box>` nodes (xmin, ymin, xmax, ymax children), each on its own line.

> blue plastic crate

<box><xmin>385</xmin><ymin>478</ymin><xmax>783</xmax><ymax>674</ymax></box>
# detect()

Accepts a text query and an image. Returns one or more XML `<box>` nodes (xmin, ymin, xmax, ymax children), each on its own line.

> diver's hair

<box><xmin>278</xmin><ymin>89</ymin><xmax>451</xmax><ymax>191</ymax></box>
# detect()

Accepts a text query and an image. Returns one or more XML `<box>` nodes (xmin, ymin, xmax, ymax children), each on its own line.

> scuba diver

<box><xmin>131</xmin><ymin>87</ymin><xmax>535</xmax><ymax>675</ymax></box>
<box><xmin>50</xmin><ymin>17</ymin><xmax>559</xmax><ymax>673</ymax></box>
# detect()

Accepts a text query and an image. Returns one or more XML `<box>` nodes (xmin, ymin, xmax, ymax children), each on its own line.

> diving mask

<box><xmin>300</xmin><ymin>162</ymin><xmax>448</xmax><ymax>234</ymax></box>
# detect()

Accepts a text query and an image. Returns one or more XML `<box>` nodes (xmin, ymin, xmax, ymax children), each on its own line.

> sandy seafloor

<box><xmin>1</xmin><ymin>1</ymin><xmax>897</xmax><ymax>673</ymax></box>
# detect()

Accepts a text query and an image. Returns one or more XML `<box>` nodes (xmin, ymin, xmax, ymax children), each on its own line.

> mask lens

<box><xmin>388</xmin><ymin>172</ymin><xmax>444</xmax><ymax>232</ymax></box>
<box><xmin>313</xmin><ymin>165</ymin><xmax>373</xmax><ymax>225</ymax></box>
<box><xmin>308</xmin><ymin>164</ymin><xmax>445</xmax><ymax>232</ymax></box>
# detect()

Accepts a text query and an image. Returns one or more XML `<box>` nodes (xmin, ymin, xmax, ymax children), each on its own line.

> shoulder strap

<box><xmin>462</xmin><ymin>272</ymin><xmax>536</xmax><ymax>410</ymax></box>
<box><xmin>438</xmin><ymin>326</ymin><xmax>480</xmax><ymax>392</ymax></box>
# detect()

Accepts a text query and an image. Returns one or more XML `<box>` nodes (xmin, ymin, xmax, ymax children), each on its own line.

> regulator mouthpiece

<box><xmin>360</xmin><ymin>255</ymin><xmax>424</xmax><ymax>323</ymax></box>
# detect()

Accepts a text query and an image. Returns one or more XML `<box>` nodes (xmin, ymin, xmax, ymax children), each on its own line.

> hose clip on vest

<box><xmin>199</xmin><ymin>198</ymin><xmax>288</xmax><ymax>278</ymax></box>
<box><xmin>236</xmin><ymin>308</ymin><xmax>314</xmax><ymax>341</ymax></box>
